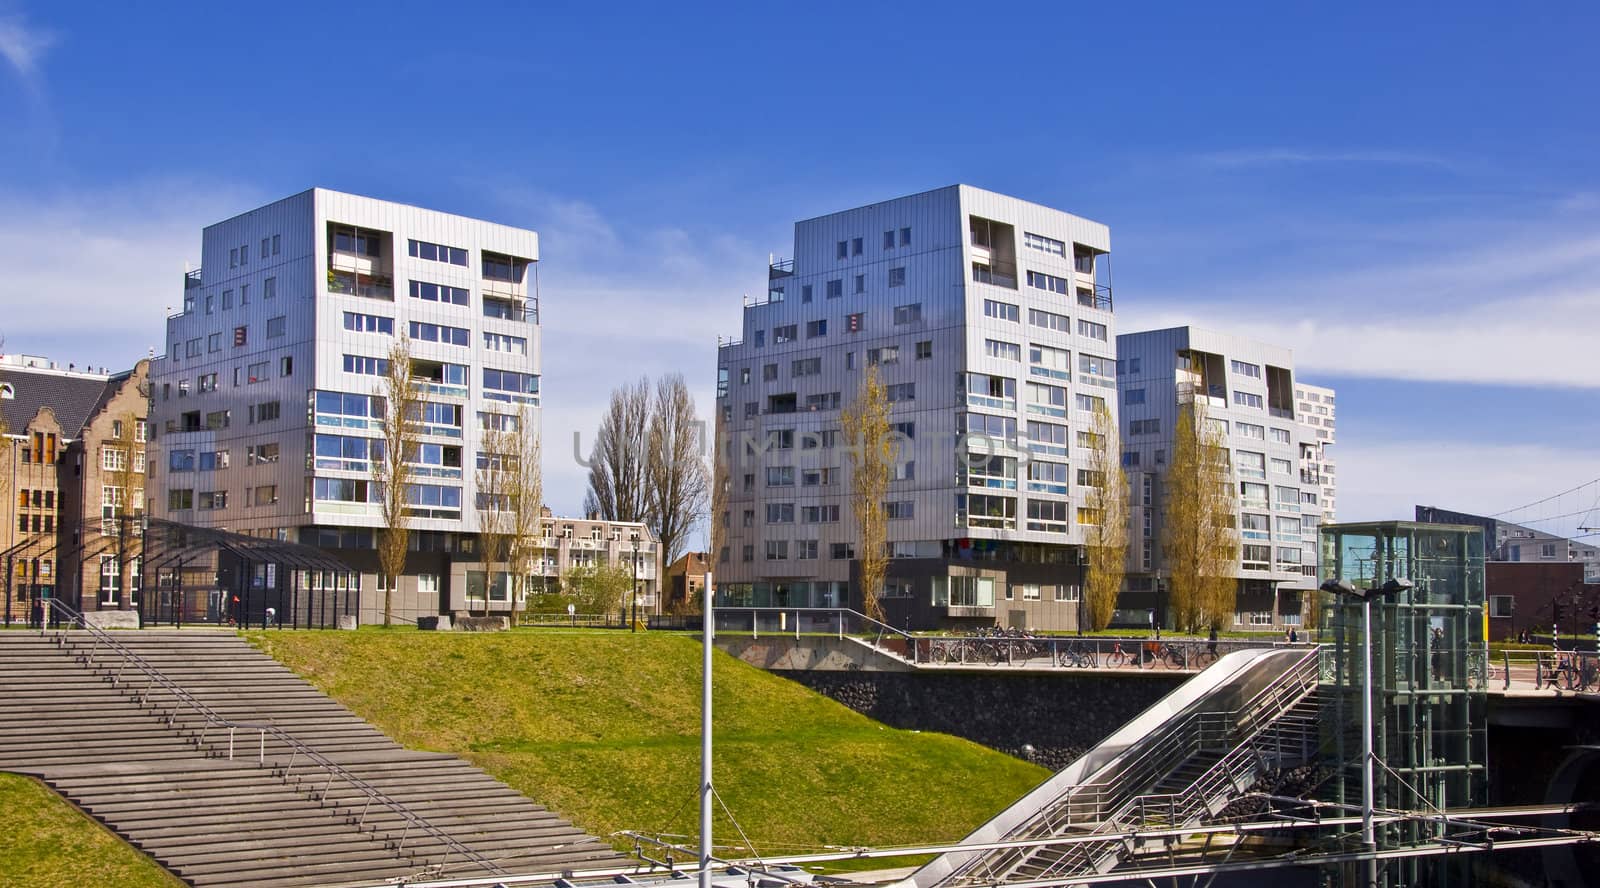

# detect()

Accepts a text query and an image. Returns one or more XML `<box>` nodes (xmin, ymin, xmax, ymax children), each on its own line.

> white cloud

<box><xmin>1193</xmin><ymin>148</ymin><xmax>1459</xmax><ymax>171</ymax></box>
<box><xmin>480</xmin><ymin>189</ymin><xmax>768</xmax><ymax>514</ymax></box>
<box><xmin>1125</xmin><ymin>289</ymin><xmax>1600</xmax><ymax>389</ymax></box>
<box><xmin>1121</xmin><ymin>222</ymin><xmax>1600</xmax><ymax>388</ymax></box>
<box><xmin>1333</xmin><ymin>441</ymin><xmax>1600</xmax><ymax>537</ymax></box>
<box><xmin>0</xmin><ymin>10</ymin><xmax>54</xmax><ymax>92</ymax></box>
<box><xmin>0</xmin><ymin>179</ymin><xmax>263</xmax><ymax>364</ymax></box>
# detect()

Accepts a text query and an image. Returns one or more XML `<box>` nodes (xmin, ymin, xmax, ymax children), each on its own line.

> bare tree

<box><xmin>842</xmin><ymin>364</ymin><xmax>892</xmax><ymax>622</ymax></box>
<box><xmin>505</xmin><ymin>404</ymin><xmax>543</xmax><ymax>620</ymax></box>
<box><xmin>373</xmin><ymin>336</ymin><xmax>418</xmax><ymax>626</ymax></box>
<box><xmin>475</xmin><ymin>422</ymin><xmax>515</xmax><ymax>618</ymax></box>
<box><xmin>585</xmin><ymin>378</ymin><xmax>651</xmax><ymax>522</ymax></box>
<box><xmin>1162</xmin><ymin>398</ymin><xmax>1240</xmax><ymax>633</ymax></box>
<box><xmin>1082</xmin><ymin>402</ymin><xmax>1128</xmax><ymax>631</ymax></box>
<box><xmin>647</xmin><ymin>374</ymin><xmax>709</xmax><ymax>567</ymax></box>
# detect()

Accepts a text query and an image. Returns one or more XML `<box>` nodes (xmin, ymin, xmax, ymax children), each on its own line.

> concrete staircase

<box><xmin>0</xmin><ymin>630</ymin><xmax>627</xmax><ymax>887</ymax></box>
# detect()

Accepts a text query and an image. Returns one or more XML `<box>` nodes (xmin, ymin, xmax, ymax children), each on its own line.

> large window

<box><xmin>962</xmin><ymin>373</ymin><xmax>1016</xmax><ymax>410</ymax></box>
<box><xmin>409</xmin><ymin>321</ymin><xmax>470</xmax><ymax>346</ymax></box>
<box><xmin>984</xmin><ymin>299</ymin><xmax>1020</xmax><ymax>322</ymax></box>
<box><xmin>343</xmin><ymin>354</ymin><xmax>388</xmax><ymax>376</ymax></box>
<box><xmin>408</xmin><ymin>239</ymin><xmax>468</xmax><ymax>266</ymax></box>
<box><xmin>960</xmin><ymin>493</ymin><xmax>1016</xmax><ymax>529</ymax></box>
<box><xmin>344</xmin><ymin>312</ymin><xmax>394</xmax><ymax>334</ymax></box>
<box><xmin>1026</xmin><ymin>381</ymin><xmax>1068</xmax><ymax>417</ymax></box>
<box><xmin>932</xmin><ymin>576</ymin><xmax>996</xmax><ymax>608</ymax></box>
<box><xmin>1230</xmin><ymin>359</ymin><xmax>1262</xmax><ymax>379</ymax></box>
<box><xmin>483</xmin><ymin>368</ymin><xmax>539</xmax><ymax>404</ymax></box>
<box><xmin>964</xmin><ymin>455</ymin><xmax>1018</xmax><ymax>490</ymax></box>
<box><xmin>1027</xmin><ymin>499</ymin><xmax>1070</xmax><ymax>533</ymax></box>
<box><xmin>1028</xmin><ymin>308</ymin><xmax>1070</xmax><ymax>332</ymax></box>
<box><xmin>961</xmin><ymin>412</ymin><xmax>1017</xmax><ymax>444</ymax></box>
<box><xmin>1025</xmin><ymin>421</ymin><xmax>1069</xmax><ymax>457</ymax></box>
<box><xmin>985</xmin><ymin>339</ymin><xmax>1021</xmax><ymax>361</ymax></box>
<box><xmin>1023</xmin><ymin>231</ymin><xmax>1066</xmax><ymax>256</ymax></box>
<box><xmin>315</xmin><ymin>434</ymin><xmax>381</xmax><ymax>472</ymax></box>
<box><xmin>1027</xmin><ymin>460</ymin><xmax>1070</xmax><ymax>495</ymax></box>
<box><xmin>315</xmin><ymin>391</ymin><xmax>385</xmax><ymax>429</ymax></box>
<box><xmin>409</xmin><ymin>280</ymin><xmax>470</xmax><ymax>306</ymax></box>
<box><xmin>1027</xmin><ymin>271</ymin><xmax>1069</xmax><ymax>294</ymax></box>
<box><xmin>1029</xmin><ymin>343</ymin><xmax>1071</xmax><ymax>380</ymax></box>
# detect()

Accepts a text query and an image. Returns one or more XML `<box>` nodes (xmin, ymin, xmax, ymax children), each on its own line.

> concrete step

<box><xmin>0</xmin><ymin>629</ymin><xmax>629</xmax><ymax>886</ymax></box>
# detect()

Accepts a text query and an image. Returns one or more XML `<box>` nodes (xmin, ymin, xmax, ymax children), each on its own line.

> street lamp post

<box><xmin>1321</xmin><ymin>575</ymin><xmax>1413</xmax><ymax>888</ymax></box>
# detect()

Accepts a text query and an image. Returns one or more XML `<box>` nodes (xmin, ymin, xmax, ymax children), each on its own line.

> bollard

<box><xmin>1503</xmin><ymin>650</ymin><xmax>1511</xmax><ymax>691</ymax></box>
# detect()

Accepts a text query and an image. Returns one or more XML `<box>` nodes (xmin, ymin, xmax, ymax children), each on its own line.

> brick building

<box><xmin>1485</xmin><ymin>561</ymin><xmax>1600</xmax><ymax>642</ymax></box>
<box><xmin>1</xmin><ymin>355</ymin><xmax>150</xmax><ymax>622</ymax></box>
<box><xmin>664</xmin><ymin>551</ymin><xmax>710</xmax><ymax>614</ymax></box>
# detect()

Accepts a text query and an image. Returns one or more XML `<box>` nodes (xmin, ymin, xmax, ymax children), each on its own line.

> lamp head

<box><xmin>1381</xmin><ymin>577</ymin><xmax>1414</xmax><ymax>596</ymax></box>
<box><xmin>1320</xmin><ymin>578</ymin><xmax>1358</xmax><ymax>596</ymax></box>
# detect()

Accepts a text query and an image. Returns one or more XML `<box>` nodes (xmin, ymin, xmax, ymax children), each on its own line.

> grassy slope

<box><xmin>247</xmin><ymin>630</ymin><xmax>1048</xmax><ymax>858</ymax></box>
<box><xmin>0</xmin><ymin>773</ymin><xmax>182</xmax><ymax>888</ymax></box>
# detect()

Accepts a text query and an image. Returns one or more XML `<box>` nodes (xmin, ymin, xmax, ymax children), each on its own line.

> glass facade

<box><xmin>1317</xmin><ymin>520</ymin><xmax>1487</xmax><ymax>885</ymax></box>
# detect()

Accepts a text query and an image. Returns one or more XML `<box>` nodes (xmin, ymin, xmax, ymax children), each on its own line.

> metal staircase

<box><xmin>906</xmin><ymin>646</ymin><xmax>1322</xmax><ymax>888</ymax></box>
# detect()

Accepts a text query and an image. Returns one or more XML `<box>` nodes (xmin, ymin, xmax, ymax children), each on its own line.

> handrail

<box><xmin>1117</xmin><ymin>652</ymin><xmax>1322</xmax><ymax>832</ymax></box>
<box><xmin>953</xmin><ymin>648</ymin><xmax>1321</xmax><ymax>884</ymax></box>
<box><xmin>38</xmin><ymin>600</ymin><xmax>505</xmax><ymax>877</ymax></box>
<box><xmin>710</xmin><ymin>606</ymin><xmax>915</xmax><ymax>647</ymax></box>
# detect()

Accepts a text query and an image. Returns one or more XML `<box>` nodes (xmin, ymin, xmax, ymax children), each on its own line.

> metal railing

<box><xmin>37</xmin><ymin>600</ymin><xmax>504</xmax><ymax>877</ymax></box>
<box><xmin>902</xmin><ymin>634</ymin><xmax>1300</xmax><ymax>671</ymax></box>
<box><xmin>1076</xmin><ymin>284</ymin><xmax>1113</xmax><ymax>311</ymax></box>
<box><xmin>709</xmin><ymin>606</ymin><xmax>915</xmax><ymax>652</ymax></box>
<box><xmin>951</xmin><ymin>647</ymin><xmax>1321</xmax><ymax>885</ymax></box>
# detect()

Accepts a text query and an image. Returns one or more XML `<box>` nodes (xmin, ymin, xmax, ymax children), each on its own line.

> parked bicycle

<box><xmin>1056</xmin><ymin>640</ymin><xmax>1096</xmax><ymax>668</ymax></box>
<box><xmin>1465</xmin><ymin>650</ymin><xmax>1499</xmax><ymax>690</ymax></box>
<box><xmin>1104</xmin><ymin>641</ymin><xmax>1130</xmax><ymax>668</ymax></box>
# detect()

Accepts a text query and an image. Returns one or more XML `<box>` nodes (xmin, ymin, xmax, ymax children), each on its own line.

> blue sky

<box><xmin>1</xmin><ymin>1</ymin><xmax>1596</xmax><ymax>537</ymax></box>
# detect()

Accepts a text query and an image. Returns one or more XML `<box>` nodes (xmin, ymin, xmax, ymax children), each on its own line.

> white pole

<box><xmin>700</xmin><ymin>596</ymin><xmax>714</xmax><ymax>888</ymax></box>
<box><xmin>1362</xmin><ymin>594</ymin><xmax>1377</xmax><ymax>886</ymax></box>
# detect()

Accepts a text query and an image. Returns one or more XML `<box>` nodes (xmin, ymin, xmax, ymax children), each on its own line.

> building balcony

<box><xmin>410</xmin><ymin>381</ymin><xmax>469</xmax><ymax>400</ymax></box>
<box><xmin>769</xmin><ymin>257</ymin><xmax>794</xmax><ymax>280</ymax></box>
<box><xmin>483</xmin><ymin>296</ymin><xmax>538</xmax><ymax>323</ymax></box>
<box><xmin>1269</xmin><ymin>406</ymin><xmax>1295</xmax><ymax>420</ymax></box>
<box><xmin>972</xmin><ymin>263</ymin><xmax>1017</xmax><ymax>290</ymax></box>
<box><xmin>328</xmin><ymin>270</ymin><xmax>393</xmax><ymax>301</ymax></box>
<box><xmin>184</xmin><ymin>269</ymin><xmax>202</xmax><ymax>290</ymax></box>
<box><xmin>1076</xmin><ymin>284</ymin><xmax>1114</xmax><ymax>312</ymax></box>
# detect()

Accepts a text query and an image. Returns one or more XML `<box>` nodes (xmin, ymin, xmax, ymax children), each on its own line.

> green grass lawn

<box><xmin>0</xmin><ymin>773</ymin><xmax>182</xmax><ymax>888</ymax></box>
<box><xmin>246</xmin><ymin>630</ymin><xmax>1048</xmax><ymax>862</ymax></box>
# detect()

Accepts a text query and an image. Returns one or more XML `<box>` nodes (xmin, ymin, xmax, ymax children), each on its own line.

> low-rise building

<box><xmin>528</xmin><ymin>508</ymin><xmax>661</xmax><ymax>614</ymax></box>
<box><xmin>664</xmin><ymin>551</ymin><xmax>710</xmax><ymax>614</ymax></box>
<box><xmin>1</xmin><ymin>355</ymin><xmax>150</xmax><ymax>621</ymax></box>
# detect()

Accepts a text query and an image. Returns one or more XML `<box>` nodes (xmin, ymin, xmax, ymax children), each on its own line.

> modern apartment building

<box><xmin>1</xmin><ymin>354</ymin><xmax>150</xmax><ymax>622</ymax></box>
<box><xmin>713</xmin><ymin>185</ymin><xmax>1116</xmax><ymax>631</ymax></box>
<box><xmin>148</xmin><ymin>189</ymin><xmax>549</xmax><ymax>624</ymax></box>
<box><xmin>1295</xmin><ymin>382</ymin><xmax>1337</xmax><ymax>521</ymax></box>
<box><xmin>1116</xmin><ymin>327</ymin><xmax>1324</xmax><ymax>629</ymax></box>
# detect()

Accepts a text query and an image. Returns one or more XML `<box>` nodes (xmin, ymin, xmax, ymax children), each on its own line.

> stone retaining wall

<box><xmin>785</xmin><ymin>669</ymin><xmax>1185</xmax><ymax>770</ymax></box>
